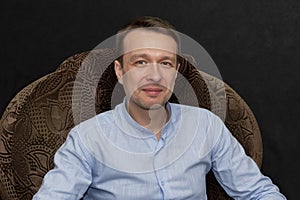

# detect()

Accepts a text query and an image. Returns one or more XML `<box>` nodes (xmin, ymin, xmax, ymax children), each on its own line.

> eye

<box><xmin>160</xmin><ymin>61</ymin><xmax>174</xmax><ymax>68</ymax></box>
<box><xmin>134</xmin><ymin>60</ymin><xmax>147</xmax><ymax>66</ymax></box>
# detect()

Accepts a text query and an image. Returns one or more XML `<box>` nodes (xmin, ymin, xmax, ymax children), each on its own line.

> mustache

<box><xmin>138</xmin><ymin>83</ymin><xmax>168</xmax><ymax>90</ymax></box>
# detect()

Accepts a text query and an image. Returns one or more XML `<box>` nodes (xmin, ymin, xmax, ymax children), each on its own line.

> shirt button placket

<box><xmin>154</xmin><ymin>138</ymin><xmax>168</xmax><ymax>199</ymax></box>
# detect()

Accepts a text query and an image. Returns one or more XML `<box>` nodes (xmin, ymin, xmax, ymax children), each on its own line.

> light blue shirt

<box><xmin>33</xmin><ymin>102</ymin><xmax>286</xmax><ymax>199</ymax></box>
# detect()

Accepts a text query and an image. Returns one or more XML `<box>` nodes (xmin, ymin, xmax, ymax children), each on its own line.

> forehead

<box><xmin>122</xmin><ymin>29</ymin><xmax>178</xmax><ymax>55</ymax></box>
<box><xmin>124</xmin><ymin>48</ymin><xmax>177</xmax><ymax>62</ymax></box>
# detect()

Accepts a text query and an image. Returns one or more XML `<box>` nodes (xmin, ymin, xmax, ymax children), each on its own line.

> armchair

<box><xmin>0</xmin><ymin>48</ymin><xmax>262</xmax><ymax>199</ymax></box>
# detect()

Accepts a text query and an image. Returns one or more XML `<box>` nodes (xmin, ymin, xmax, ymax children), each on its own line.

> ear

<box><xmin>114</xmin><ymin>60</ymin><xmax>123</xmax><ymax>85</ymax></box>
<box><xmin>175</xmin><ymin>63</ymin><xmax>180</xmax><ymax>79</ymax></box>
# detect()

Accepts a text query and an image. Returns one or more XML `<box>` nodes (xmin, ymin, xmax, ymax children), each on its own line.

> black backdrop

<box><xmin>1</xmin><ymin>0</ymin><xmax>299</xmax><ymax>199</ymax></box>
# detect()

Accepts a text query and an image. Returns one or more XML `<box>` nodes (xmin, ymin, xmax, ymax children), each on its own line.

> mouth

<box><xmin>141</xmin><ymin>86</ymin><xmax>164</xmax><ymax>96</ymax></box>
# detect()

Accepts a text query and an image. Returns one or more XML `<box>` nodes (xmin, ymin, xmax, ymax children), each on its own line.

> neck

<box><xmin>126</xmin><ymin>101</ymin><xmax>169</xmax><ymax>140</ymax></box>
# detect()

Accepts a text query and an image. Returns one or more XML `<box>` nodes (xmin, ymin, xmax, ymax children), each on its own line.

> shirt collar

<box><xmin>112</xmin><ymin>99</ymin><xmax>175</xmax><ymax>140</ymax></box>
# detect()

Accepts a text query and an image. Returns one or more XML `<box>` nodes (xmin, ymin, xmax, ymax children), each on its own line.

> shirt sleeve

<box><xmin>210</xmin><ymin>116</ymin><xmax>286</xmax><ymax>200</ymax></box>
<box><xmin>32</xmin><ymin>128</ymin><xmax>92</xmax><ymax>200</ymax></box>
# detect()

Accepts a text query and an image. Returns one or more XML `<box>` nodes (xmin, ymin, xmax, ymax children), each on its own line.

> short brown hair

<box><xmin>116</xmin><ymin>16</ymin><xmax>180</xmax><ymax>63</ymax></box>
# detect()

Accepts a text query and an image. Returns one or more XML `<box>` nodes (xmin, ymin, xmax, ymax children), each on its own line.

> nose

<box><xmin>146</xmin><ymin>63</ymin><xmax>162</xmax><ymax>83</ymax></box>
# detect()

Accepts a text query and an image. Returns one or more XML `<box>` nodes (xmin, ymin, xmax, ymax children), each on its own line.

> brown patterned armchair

<box><xmin>0</xmin><ymin>49</ymin><xmax>262</xmax><ymax>200</ymax></box>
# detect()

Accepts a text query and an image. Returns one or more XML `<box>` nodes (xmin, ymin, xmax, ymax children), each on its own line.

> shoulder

<box><xmin>169</xmin><ymin>103</ymin><xmax>226</xmax><ymax>139</ymax></box>
<box><xmin>169</xmin><ymin>103</ymin><xmax>221</xmax><ymax>123</ymax></box>
<box><xmin>169</xmin><ymin>103</ymin><xmax>228</xmax><ymax>158</ymax></box>
<box><xmin>71</xmin><ymin>109</ymin><xmax>114</xmax><ymax>138</ymax></box>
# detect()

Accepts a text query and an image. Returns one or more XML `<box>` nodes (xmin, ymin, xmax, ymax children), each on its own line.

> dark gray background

<box><xmin>1</xmin><ymin>0</ymin><xmax>299</xmax><ymax>199</ymax></box>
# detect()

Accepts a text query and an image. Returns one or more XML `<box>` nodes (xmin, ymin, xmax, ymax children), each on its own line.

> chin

<box><xmin>147</xmin><ymin>103</ymin><xmax>165</xmax><ymax>110</ymax></box>
<box><xmin>142</xmin><ymin>99</ymin><xmax>170</xmax><ymax>110</ymax></box>
<box><xmin>128</xmin><ymin>93</ymin><xmax>171</xmax><ymax>110</ymax></box>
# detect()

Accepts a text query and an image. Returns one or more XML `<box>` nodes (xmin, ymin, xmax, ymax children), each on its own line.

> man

<box><xmin>33</xmin><ymin>16</ymin><xmax>286</xmax><ymax>199</ymax></box>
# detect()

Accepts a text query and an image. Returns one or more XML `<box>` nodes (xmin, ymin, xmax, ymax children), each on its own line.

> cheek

<box><xmin>164</xmin><ymin>71</ymin><xmax>177</xmax><ymax>87</ymax></box>
<box><xmin>122</xmin><ymin>72</ymin><xmax>143</xmax><ymax>91</ymax></box>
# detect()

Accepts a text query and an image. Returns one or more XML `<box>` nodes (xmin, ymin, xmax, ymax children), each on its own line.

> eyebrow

<box><xmin>129</xmin><ymin>54</ymin><xmax>176</xmax><ymax>63</ymax></box>
<box><xmin>129</xmin><ymin>54</ymin><xmax>149</xmax><ymax>62</ymax></box>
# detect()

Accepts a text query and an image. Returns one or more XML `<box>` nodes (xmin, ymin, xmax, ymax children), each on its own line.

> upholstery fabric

<box><xmin>0</xmin><ymin>49</ymin><xmax>262</xmax><ymax>200</ymax></box>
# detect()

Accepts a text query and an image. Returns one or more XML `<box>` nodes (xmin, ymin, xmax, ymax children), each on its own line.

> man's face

<box><xmin>114</xmin><ymin>29</ymin><xmax>178</xmax><ymax>110</ymax></box>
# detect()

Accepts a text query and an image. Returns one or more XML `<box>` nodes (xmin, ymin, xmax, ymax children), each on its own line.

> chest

<box><xmin>87</xmin><ymin>148</ymin><xmax>211</xmax><ymax>200</ymax></box>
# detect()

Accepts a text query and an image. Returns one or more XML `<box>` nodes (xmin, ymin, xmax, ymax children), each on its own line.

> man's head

<box><xmin>116</xmin><ymin>16</ymin><xmax>180</xmax><ymax>61</ymax></box>
<box><xmin>114</xmin><ymin>16</ymin><xmax>180</xmax><ymax>112</ymax></box>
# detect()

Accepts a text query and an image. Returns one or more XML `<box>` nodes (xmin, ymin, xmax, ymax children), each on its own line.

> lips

<box><xmin>141</xmin><ymin>86</ymin><xmax>164</xmax><ymax>96</ymax></box>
